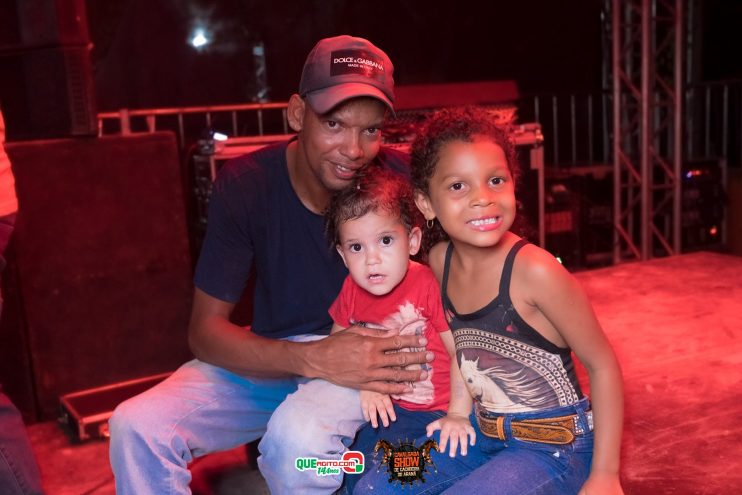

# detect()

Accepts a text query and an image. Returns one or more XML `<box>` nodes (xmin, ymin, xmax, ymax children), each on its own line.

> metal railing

<box><xmin>517</xmin><ymin>80</ymin><xmax>742</xmax><ymax>169</ymax></box>
<box><xmin>516</xmin><ymin>81</ymin><xmax>739</xmax><ymax>264</ymax></box>
<box><xmin>97</xmin><ymin>81</ymin><xmax>741</xmax><ymax>170</ymax></box>
<box><xmin>518</xmin><ymin>92</ymin><xmax>612</xmax><ymax>167</ymax></box>
<box><xmin>97</xmin><ymin>102</ymin><xmax>290</xmax><ymax>149</ymax></box>
<box><xmin>685</xmin><ymin>81</ymin><xmax>742</xmax><ymax>165</ymax></box>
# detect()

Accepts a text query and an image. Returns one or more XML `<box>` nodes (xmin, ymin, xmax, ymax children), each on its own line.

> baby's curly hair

<box><xmin>410</xmin><ymin>106</ymin><xmax>526</xmax><ymax>252</ymax></box>
<box><xmin>325</xmin><ymin>165</ymin><xmax>423</xmax><ymax>247</ymax></box>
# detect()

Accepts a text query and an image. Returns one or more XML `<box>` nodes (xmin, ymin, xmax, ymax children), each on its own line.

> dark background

<box><xmin>87</xmin><ymin>0</ymin><xmax>603</xmax><ymax>110</ymax></box>
<box><xmin>0</xmin><ymin>0</ymin><xmax>739</xmax><ymax>119</ymax></box>
<box><xmin>84</xmin><ymin>0</ymin><xmax>740</xmax><ymax>111</ymax></box>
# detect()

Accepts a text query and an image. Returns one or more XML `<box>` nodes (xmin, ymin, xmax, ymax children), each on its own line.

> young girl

<box><xmin>352</xmin><ymin>106</ymin><xmax>624</xmax><ymax>494</ymax></box>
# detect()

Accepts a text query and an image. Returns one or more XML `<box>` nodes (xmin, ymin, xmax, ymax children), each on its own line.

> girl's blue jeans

<box><xmin>351</xmin><ymin>397</ymin><xmax>594</xmax><ymax>495</ymax></box>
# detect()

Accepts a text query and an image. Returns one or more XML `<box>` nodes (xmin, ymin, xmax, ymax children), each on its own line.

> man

<box><xmin>109</xmin><ymin>35</ymin><xmax>432</xmax><ymax>495</ymax></box>
<box><xmin>0</xmin><ymin>107</ymin><xmax>44</xmax><ymax>495</ymax></box>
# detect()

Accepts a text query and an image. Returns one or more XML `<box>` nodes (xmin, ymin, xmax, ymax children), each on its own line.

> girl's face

<box><xmin>416</xmin><ymin>137</ymin><xmax>516</xmax><ymax>249</ymax></box>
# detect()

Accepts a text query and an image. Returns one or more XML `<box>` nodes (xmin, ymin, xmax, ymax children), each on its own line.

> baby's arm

<box><xmin>359</xmin><ymin>390</ymin><xmax>396</xmax><ymax>428</ymax></box>
<box><xmin>425</xmin><ymin>330</ymin><xmax>475</xmax><ymax>457</ymax></box>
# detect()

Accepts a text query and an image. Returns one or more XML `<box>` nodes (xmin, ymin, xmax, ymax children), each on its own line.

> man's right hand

<box><xmin>298</xmin><ymin>328</ymin><xmax>434</xmax><ymax>395</ymax></box>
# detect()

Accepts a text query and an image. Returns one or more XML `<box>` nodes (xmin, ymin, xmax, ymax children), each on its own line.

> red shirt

<box><xmin>329</xmin><ymin>261</ymin><xmax>451</xmax><ymax>412</ymax></box>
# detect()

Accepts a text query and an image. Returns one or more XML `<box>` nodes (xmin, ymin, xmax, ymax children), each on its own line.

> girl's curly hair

<box><xmin>410</xmin><ymin>106</ymin><xmax>531</xmax><ymax>254</ymax></box>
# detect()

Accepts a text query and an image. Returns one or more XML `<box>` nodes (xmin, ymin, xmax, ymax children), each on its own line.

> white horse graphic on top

<box><xmin>458</xmin><ymin>353</ymin><xmax>548</xmax><ymax>413</ymax></box>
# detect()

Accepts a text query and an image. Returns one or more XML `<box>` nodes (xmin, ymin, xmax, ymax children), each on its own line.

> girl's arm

<box><xmin>426</xmin><ymin>330</ymin><xmax>475</xmax><ymax>457</ymax></box>
<box><xmin>522</xmin><ymin>248</ymin><xmax>624</xmax><ymax>494</ymax></box>
<box><xmin>425</xmin><ymin>242</ymin><xmax>476</xmax><ymax>456</ymax></box>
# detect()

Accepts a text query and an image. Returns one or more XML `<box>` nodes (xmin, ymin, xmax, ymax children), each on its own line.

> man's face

<box><xmin>336</xmin><ymin>210</ymin><xmax>421</xmax><ymax>296</ymax></box>
<box><xmin>295</xmin><ymin>97</ymin><xmax>387</xmax><ymax>192</ymax></box>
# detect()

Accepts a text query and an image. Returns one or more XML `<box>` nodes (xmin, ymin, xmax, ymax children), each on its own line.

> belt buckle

<box><xmin>477</xmin><ymin>407</ymin><xmax>592</xmax><ymax>444</ymax></box>
<box><xmin>573</xmin><ymin>410</ymin><xmax>594</xmax><ymax>435</ymax></box>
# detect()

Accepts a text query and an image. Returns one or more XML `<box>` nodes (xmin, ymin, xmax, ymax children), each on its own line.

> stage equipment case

<box><xmin>59</xmin><ymin>372</ymin><xmax>171</xmax><ymax>441</ymax></box>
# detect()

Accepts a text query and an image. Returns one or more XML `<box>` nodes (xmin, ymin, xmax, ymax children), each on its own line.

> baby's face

<box><xmin>336</xmin><ymin>210</ymin><xmax>421</xmax><ymax>296</ymax></box>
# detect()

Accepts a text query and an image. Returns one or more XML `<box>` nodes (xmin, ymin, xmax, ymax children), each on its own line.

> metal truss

<box><xmin>611</xmin><ymin>0</ymin><xmax>684</xmax><ymax>262</ymax></box>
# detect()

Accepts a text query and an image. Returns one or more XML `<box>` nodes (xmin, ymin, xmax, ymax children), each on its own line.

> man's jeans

<box><xmin>353</xmin><ymin>398</ymin><xmax>594</xmax><ymax>495</ymax></box>
<box><xmin>0</xmin><ymin>292</ymin><xmax>44</xmax><ymax>495</ymax></box>
<box><xmin>0</xmin><ymin>391</ymin><xmax>44</xmax><ymax>495</ymax></box>
<box><xmin>108</xmin><ymin>334</ymin><xmax>351</xmax><ymax>495</ymax></box>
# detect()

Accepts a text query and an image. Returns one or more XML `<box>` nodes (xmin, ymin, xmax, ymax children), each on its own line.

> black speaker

<box><xmin>0</xmin><ymin>0</ymin><xmax>90</xmax><ymax>50</ymax></box>
<box><xmin>0</xmin><ymin>0</ymin><xmax>95</xmax><ymax>141</ymax></box>
<box><xmin>682</xmin><ymin>160</ymin><xmax>725</xmax><ymax>251</ymax></box>
<box><xmin>0</xmin><ymin>45</ymin><xmax>97</xmax><ymax>141</ymax></box>
<box><xmin>0</xmin><ymin>132</ymin><xmax>194</xmax><ymax>420</ymax></box>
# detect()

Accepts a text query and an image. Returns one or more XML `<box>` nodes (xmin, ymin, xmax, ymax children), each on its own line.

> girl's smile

<box><xmin>467</xmin><ymin>215</ymin><xmax>503</xmax><ymax>231</ymax></box>
<box><xmin>418</xmin><ymin>137</ymin><xmax>516</xmax><ymax>248</ymax></box>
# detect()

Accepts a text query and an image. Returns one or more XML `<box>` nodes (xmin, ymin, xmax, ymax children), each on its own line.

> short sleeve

<box><xmin>328</xmin><ymin>276</ymin><xmax>356</xmax><ymax>328</ymax></box>
<box><xmin>424</xmin><ymin>273</ymin><xmax>449</xmax><ymax>334</ymax></box>
<box><xmin>0</xmin><ymin>109</ymin><xmax>18</xmax><ymax>217</ymax></box>
<box><xmin>193</xmin><ymin>168</ymin><xmax>254</xmax><ymax>303</ymax></box>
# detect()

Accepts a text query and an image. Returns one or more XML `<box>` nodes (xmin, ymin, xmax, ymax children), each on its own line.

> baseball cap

<box><xmin>299</xmin><ymin>35</ymin><xmax>395</xmax><ymax>114</ymax></box>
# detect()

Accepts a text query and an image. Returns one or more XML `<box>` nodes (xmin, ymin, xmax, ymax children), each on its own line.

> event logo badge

<box><xmin>295</xmin><ymin>451</ymin><xmax>364</xmax><ymax>476</ymax></box>
<box><xmin>374</xmin><ymin>439</ymin><xmax>439</xmax><ymax>486</ymax></box>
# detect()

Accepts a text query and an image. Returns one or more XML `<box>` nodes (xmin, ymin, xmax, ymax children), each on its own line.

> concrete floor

<box><xmin>27</xmin><ymin>420</ymin><xmax>268</xmax><ymax>495</ymax></box>
<box><xmin>26</xmin><ymin>251</ymin><xmax>742</xmax><ymax>494</ymax></box>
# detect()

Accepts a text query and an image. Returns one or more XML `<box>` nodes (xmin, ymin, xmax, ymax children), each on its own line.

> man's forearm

<box><xmin>189</xmin><ymin>315</ymin><xmax>303</xmax><ymax>377</ymax></box>
<box><xmin>188</xmin><ymin>288</ymin><xmax>434</xmax><ymax>392</ymax></box>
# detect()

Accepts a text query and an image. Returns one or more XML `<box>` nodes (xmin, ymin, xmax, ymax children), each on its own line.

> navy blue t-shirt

<box><xmin>194</xmin><ymin>139</ymin><xmax>409</xmax><ymax>338</ymax></box>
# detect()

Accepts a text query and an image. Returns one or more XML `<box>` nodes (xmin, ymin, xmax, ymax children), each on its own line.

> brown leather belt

<box><xmin>476</xmin><ymin>410</ymin><xmax>591</xmax><ymax>445</ymax></box>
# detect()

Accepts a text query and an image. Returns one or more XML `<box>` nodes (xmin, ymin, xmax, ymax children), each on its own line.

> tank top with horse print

<box><xmin>441</xmin><ymin>239</ymin><xmax>583</xmax><ymax>414</ymax></box>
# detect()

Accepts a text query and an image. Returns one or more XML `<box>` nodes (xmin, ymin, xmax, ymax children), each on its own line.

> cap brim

<box><xmin>305</xmin><ymin>83</ymin><xmax>394</xmax><ymax>115</ymax></box>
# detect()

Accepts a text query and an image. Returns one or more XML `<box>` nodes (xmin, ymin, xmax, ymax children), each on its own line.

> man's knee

<box><xmin>109</xmin><ymin>394</ymin><xmax>163</xmax><ymax>444</ymax></box>
<box><xmin>260</xmin><ymin>402</ymin><xmax>316</xmax><ymax>454</ymax></box>
<box><xmin>260</xmin><ymin>381</ymin><xmax>363</xmax><ymax>458</ymax></box>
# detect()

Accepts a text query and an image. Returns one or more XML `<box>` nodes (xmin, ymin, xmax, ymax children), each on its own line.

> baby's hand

<box><xmin>360</xmin><ymin>391</ymin><xmax>396</xmax><ymax>428</ymax></box>
<box><xmin>426</xmin><ymin>414</ymin><xmax>476</xmax><ymax>457</ymax></box>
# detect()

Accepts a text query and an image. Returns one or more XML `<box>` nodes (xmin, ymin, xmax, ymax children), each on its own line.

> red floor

<box><xmin>27</xmin><ymin>251</ymin><xmax>742</xmax><ymax>494</ymax></box>
<box><xmin>575</xmin><ymin>251</ymin><xmax>742</xmax><ymax>494</ymax></box>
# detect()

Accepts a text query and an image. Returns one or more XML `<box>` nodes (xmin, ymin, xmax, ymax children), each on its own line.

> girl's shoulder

<box><xmin>426</xmin><ymin>241</ymin><xmax>450</xmax><ymax>282</ymax></box>
<box><xmin>511</xmin><ymin>242</ymin><xmax>582</xmax><ymax>310</ymax></box>
<box><xmin>514</xmin><ymin>241</ymin><xmax>573</xmax><ymax>286</ymax></box>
